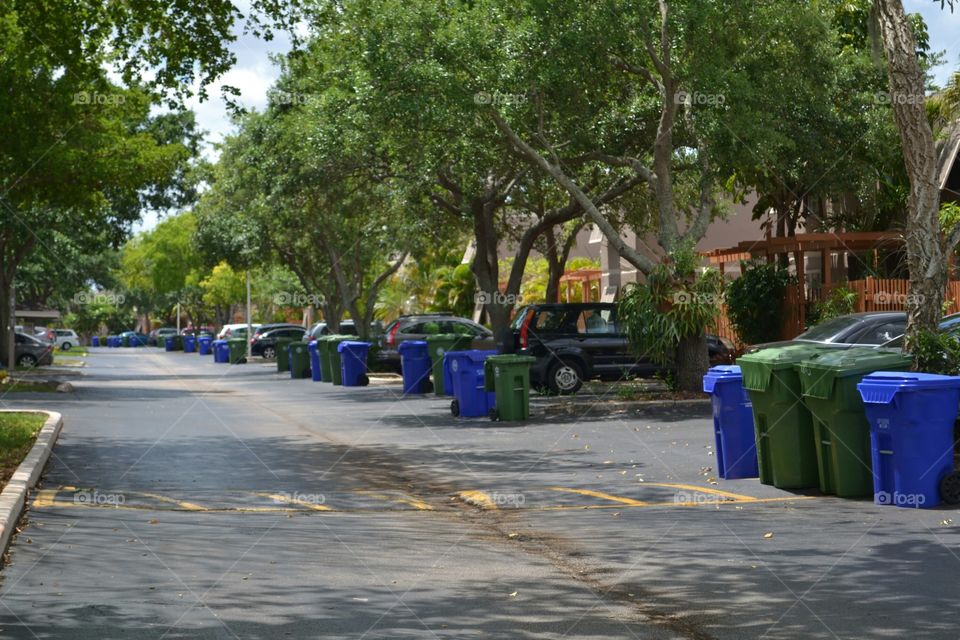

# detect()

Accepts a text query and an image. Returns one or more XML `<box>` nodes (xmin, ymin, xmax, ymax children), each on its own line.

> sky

<box><xmin>134</xmin><ymin>1</ymin><xmax>960</xmax><ymax>232</ymax></box>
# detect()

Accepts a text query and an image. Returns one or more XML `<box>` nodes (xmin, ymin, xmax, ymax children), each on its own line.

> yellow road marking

<box><xmin>548</xmin><ymin>487</ymin><xmax>648</xmax><ymax>506</ymax></box>
<box><xmin>135</xmin><ymin>492</ymin><xmax>208</xmax><ymax>511</ymax></box>
<box><xmin>354</xmin><ymin>490</ymin><xmax>434</xmax><ymax>511</ymax></box>
<box><xmin>643</xmin><ymin>482</ymin><xmax>760</xmax><ymax>502</ymax></box>
<box><xmin>456</xmin><ymin>490</ymin><xmax>498</xmax><ymax>510</ymax></box>
<box><xmin>537</xmin><ymin>496</ymin><xmax>816</xmax><ymax>511</ymax></box>
<box><xmin>257</xmin><ymin>492</ymin><xmax>332</xmax><ymax>511</ymax></box>
<box><xmin>32</xmin><ymin>490</ymin><xmax>59</xmax><ymax>508</ymax></box>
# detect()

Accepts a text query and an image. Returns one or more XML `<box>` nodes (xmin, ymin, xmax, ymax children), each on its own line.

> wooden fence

<box><xmin>711</xmin><ymin>278</ymin><xmax>960</xmax><ymax>346</ymax></box>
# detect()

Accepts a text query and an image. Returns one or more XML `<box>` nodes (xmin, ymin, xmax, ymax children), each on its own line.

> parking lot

<box><xmin>2</xmin><ymin>348</ymin><xmax>960</xmax><ymax>639</ymax></box>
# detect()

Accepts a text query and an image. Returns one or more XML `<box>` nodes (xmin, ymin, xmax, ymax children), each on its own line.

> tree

<box><xmin>201</xmin><ymin>262</ymin><xmax>247</xmax><ymax>327</ymax></box>
<box><xmin>873</xmin><ymin>0</ymin><xmax>959</xmax><ymax>350</ymax></box>
<box><xmin>0</xmin><ymin>0</ymin><xmax>287</xmax><ymax>365</ymax></box>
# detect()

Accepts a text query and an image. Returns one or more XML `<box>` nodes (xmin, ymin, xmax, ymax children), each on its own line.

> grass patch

<box><xmin>0</xmin><ymin>413</ymin><xmax>45</xmax><ymax>488</ymax></box>
<box><xmin>0</xmin><ymin>378</ymin><xmax>60</xmax><ymax>393</ymax></box>
<box><xmin>56</xmin><ymin>347</ymin><xmax>88</xmax><ymax>357</ymax></box>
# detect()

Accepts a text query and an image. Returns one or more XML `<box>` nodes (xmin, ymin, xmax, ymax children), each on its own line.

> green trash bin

<box><xmin>289</xmin><ymin>341</ymin><xmax>311</xmax><ymax>379</ymax></box>
<box><xmin>484</xmin><ymin>354</ymin><xmax>536</xmax><ymax>421</ymax></box>
<box><xmin>737</xmin><ymin>344</ymin><xmax>834</xmax><ymax>489</ymax></box>
<box><xmin>326</xmin><ymin>335</ymin><xmax>353</xmax><ymax>385</ymax></box>
<box><xmin>226</xmin><ymin>338</ymin><xmax>247</xmax><ymax>364</ymax></box>
<box><xmin>275</xmin><ymin>338</ymin><xmax>294</xmax><ymax>372</ymax></box>
<box><xmin>425</xmin><ymin>334</ymin><xmax>474</xmax><ymax>396</ymax></box>
<box><xmin>798</xmin><ymin>347</ymin><xmax>913</xmax><ymax>498</ymax></box>
<box><xmin>317</xmin><ymin>336</ymin><xmax>335</xmax><ymax>383</ymax></box>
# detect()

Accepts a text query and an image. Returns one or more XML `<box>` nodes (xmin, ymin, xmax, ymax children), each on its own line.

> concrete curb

<box><xmin>540</xmin><ymin>398</ymin><xmax>712</xmax><ymax>417</ymax></box>
<box><xmin>0</xmin><ymin>411</ymin><xmax>63</xmax><ymax>559</ymax></box>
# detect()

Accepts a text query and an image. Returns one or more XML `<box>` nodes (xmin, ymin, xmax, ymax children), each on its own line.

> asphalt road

<box><xmin>0</xmin><ymin>348</ymin><xmax>959</xmax><ymax>639</ymax></box>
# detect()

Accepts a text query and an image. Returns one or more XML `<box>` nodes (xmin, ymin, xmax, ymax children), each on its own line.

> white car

<box><xmin>216</xmin><ymin>323</ymin><xmax>262</xmax><ymax>340</ymax></box>
<box><xmin>53</xmin><ymin>329</ymin><xmax>80</xmax><ymax>350</ymax></box>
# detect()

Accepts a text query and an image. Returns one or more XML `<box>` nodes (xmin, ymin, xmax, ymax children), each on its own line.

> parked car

<box><xmin>791</xmin><ymin>312</ymin><xmax>906</xmax><ymax>347</ymax></box>
<box><xmin>377</xmin><ymin>313</ymin><xmax>493</xmax><ymax>372</ymax></box>
<box><xmin>14</xmin><ymin>332</ymin><xmax>54</xmax><ymax>367</ymax></box>
<box><xmin>52</xmin><ymin>329</ymin><xmax>80</xmax><ymax>350</ymax></box>
<box><xmin>119</xmin><ymin>330</ymin><xmax>149</xmax><ymax>346</ymax></box>
<box><xmin>180</xmin><ymin>326</ymin><xmax>215</xmax><ymax>338</ymax></box>
<box><xmin>251</xmin><ymin>323</ymin><xmax>303</xmax><ymax>340</ymax></box>
<box><xmin>250</xmin><ymin>326</ymin><xmax>308</xmax><ymax>358</ymax></box>
<box><xmin>505</xmin><ymin>302</ymin><xmax>733</xmax><ymax>394</ymax></box>
<box><xmin>305</xmin><ymin>320</ymin><xmax>358</xmax><ymax>341</ymax></box>
<box><xmin>217</xmin><ymin>323</ymin><xmax>262</xmax><ymax>340</ymax></box>
<box><xmin>303</xmin><ymin>320</ymin><xmax>382</xmax><ymax>341</ymax></box>
<box><xmin>148</xmin><ymin>327</ymin><xmax>179</xmax><ymax>346</ymax></box>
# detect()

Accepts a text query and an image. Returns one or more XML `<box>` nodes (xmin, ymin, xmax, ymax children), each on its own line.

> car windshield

<box><xmin>795</xmin><ymin>316</ymin><xmax>862</xmax><ymax>342</ymax></box>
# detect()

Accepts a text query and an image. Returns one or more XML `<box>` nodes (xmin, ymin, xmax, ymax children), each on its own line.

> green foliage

<box><xmin>813</xmin><ymin>285</ymin><xmax>858</xmax><ymax>324</ymax></box>
<box><xmin>201</xmin><ymin>262</ymin><xmax>246</xmax><ymax>310</ymax></box>
<box><xmin>619</xmin><ymin>246</ymin><xmax>723</xmax><ymax>367</ymax></box>
<box><xmin>725</xmin><ymin>262</ymin><xmax>793</xmax><ymax>345</ymax></box>
<box><xmin>431</xmin><ymin>264</ymin><xmax>477</xmax><ymax>317</ymax></box>
<box><xmin>912</xmin><ymin>329</ymin><xmax>960</xmax><ymax>375</ymax></box>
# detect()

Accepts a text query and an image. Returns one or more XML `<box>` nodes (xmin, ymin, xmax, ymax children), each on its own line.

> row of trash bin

<box><xmin>704</xmin><ymin>343</ymin><xmax>960</xmax><ymax>509</ymax></box>
<box><xmin>144</xmin><ymin>330</ymin><xmax>539</xmax><ymax>422</ymax></box>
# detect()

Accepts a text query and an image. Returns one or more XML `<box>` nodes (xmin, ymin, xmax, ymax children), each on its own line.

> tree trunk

<box><xmin>874</xmin><ymin>0</ymin><xmax>946</xmax><ymax>350</ymax></box>
<box><xmin>0</xmin><ymin>272</ymin><xmax>13</xmax><ymax>369</ymax></box>
<box><xmin>675</xmin><ymin>332</ymin><xmax>709</xmax><ymax>393</ymax></box>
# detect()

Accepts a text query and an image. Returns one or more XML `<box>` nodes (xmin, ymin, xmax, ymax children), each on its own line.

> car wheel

<box><xmin>16</xmin><ymin>354</ymin><xmax>37</xmax><ymax>368</ymax></box>
<box><xmin>262</xmin><ymin>346</ymin><xmax>276</xmax><ymax>360</ymax></box>
<box><xmin>61</xmin><ymin>342</ymin><xmax>72</xmax><ymax>351</ymax></box>
<box><xmin>547</xmin><ymin>359</ymin><xmax>583</xmax><ymax>395</ymax></box>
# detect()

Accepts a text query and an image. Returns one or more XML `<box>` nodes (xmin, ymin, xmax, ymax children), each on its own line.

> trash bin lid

<box><xmin>424</xmin><ymin>333</ymin><xmax>474</xmax><ymax>354</ymax></box>
<box><xmin>857</xmin><ymin>371</ymin><xmax>960</xmax><ymax>404</ymax></box>
<box><xmin>799</xmin><ymin>347</ymin><xmax>913</xmax><ymax>400</ymax></box>
<box><xmin>337</xmin><ymin>340</ymin><xmax>371</xmax><ymax>352</ymax></box>
<box><xmin>398</xmin><ymin>340</ymin><xmax>428</xmax><ymax>353</ymax></box>
<box><xmin>703</xmin><ymin>365</ymin><xmax>742</xmax><ymax>393</ymax></box>
<box><xmin>737</xmin><ymin>343</ymin><xmax>834</xmax><ymax>392</ymax></box>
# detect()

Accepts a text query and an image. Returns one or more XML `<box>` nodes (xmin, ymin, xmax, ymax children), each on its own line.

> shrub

<box><xmin>725</xmin><ymin>261</ymin><xmax>793</xmax><ymax>345</ymax></box>
<box><xmin>912</xmin><ymin>329</ymin><xmax>960</xmax><ymax>375</ymax></box>
<box><xmin>812</xmin><ymin>285</ymin><xmax>857</xmax><ymax>324</ymax></box>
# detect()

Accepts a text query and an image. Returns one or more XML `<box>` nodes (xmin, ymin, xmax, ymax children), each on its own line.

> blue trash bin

<box><xmin>858</xmin><ymin>371</ymin><xmax>960</xmax><ymax>509</ymax></box>
<box><xmin>183</xmin><ymin>336</ymin><xmax>197</xmax><ymax>353</ymax></box>
<box><xmin>164</xmin><ymin>336</ymin><xmax>175</xmax><ymax>352</ymax></box>
<box><xmin>703</xmin><ymin>365</ymin><xmax>759</xmax><ymax>480</ymax></box>
<box><xmin>446</xmin><ymin>350</ymin><xmax>497</xmax><ymax>418</ymax></box>
<box><xmin>309</xmin><ymin>341</ymin><xmax>322</xmax><ymax>382</ymax></box>
<box><xmin>442</xmin><ymin>356</ymin><xmax>455</xmax><ymax>397</ymax></box>
<box><xmin>91</xmin><ymin>336</ymin><xmax>100</xmax><ymax>347</ymax></box>
<box><xmin>398</xmin><ymin>340</ymin><xmax>430</xmax><ymax>394</ymax></box>
<box><xmin>338</xmin><ymin>341</ymin><xmax>371</xmax><ymax>387</ymax></box>
<box><xmin>198</xmin><ymin>336</ymin><xmax>213</xmax><ymax>355</ymax></box>
<box><xmin>213</xmin><ymin>339</ymin><xmax>229</xmax><ymax>363</ymax></box>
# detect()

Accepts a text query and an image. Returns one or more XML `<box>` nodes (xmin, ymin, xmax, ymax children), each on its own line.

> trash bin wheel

<box><xmin>489</xmin><ymin>408</ymin><xmax>499</xmax><ymax>422</ymax></box>
<box><xmin>450</xmin><ymin>399</ymin><xmax>460</xmax><ymax>417</ymax></box>
<box><xmin>940</xmin><ymin>470</ymin><xmax>960</xmax><ymax>504</ymax></box>
<box><xmin>359</xmin><ymin>374</ymin><xmax>370</xmax><ymax>387</ymax></box>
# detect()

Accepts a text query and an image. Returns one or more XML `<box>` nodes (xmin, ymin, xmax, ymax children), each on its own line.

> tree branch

<box><xmin>489</xmin><ymin>109</ymin><xmax>658</xmax><ymax>274</ymax></box>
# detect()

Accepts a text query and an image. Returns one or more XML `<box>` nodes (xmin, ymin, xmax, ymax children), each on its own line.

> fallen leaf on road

<box><xmin>611</xmin><ymin>512</ymin><xmax>620</xmax><ymax>517</ymax></box>
<box><xmin>352</xmin><ymin>597</ymin><xmax>369</xmax><ymax>602</ymax></box>
<box><xmin>508</xmin><ymin>591</ymin><xmax>517</xmax><ymax>597</ymax></box>
<box><xmin>147</xmin><ymin>519</ymin><xmax>158</xmax><ymax>525</ymax></box>
<box><xmin>763</xmin><ymin>532</ymin><xmax>774</xmax><ymax>539</ymax></box>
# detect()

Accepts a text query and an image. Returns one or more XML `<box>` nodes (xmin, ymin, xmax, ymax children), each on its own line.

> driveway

<box><xmin>1</xmin><ymin>349</ymin><xmax>958</xmax><ymax>639</ymax></box>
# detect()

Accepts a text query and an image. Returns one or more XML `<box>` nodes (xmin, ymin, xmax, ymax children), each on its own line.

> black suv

<box><xmin>507</xmin><ymin>303</ymin><xmax>734</xmax><ymax>394</ymax></box>
<box><xmin>378</xmin><ymin>313</ymin><xmax>493</xmax><ymax>372</ymax></box>
<box><xmin>507</xmin><ymin>303</ymin><xmax>656</xmax><ymax>394</ymax></box>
